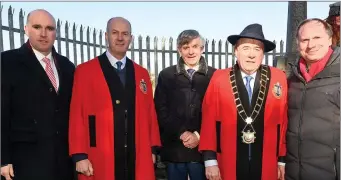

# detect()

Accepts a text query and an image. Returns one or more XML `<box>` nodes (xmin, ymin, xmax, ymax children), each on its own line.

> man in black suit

<box><xmin>1</xmin><ymin>9</ymin><xmax>75</xmax><ymax>180</ymax></box>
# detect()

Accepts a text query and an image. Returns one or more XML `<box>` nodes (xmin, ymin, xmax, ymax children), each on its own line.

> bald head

<box><xmin>24</xmin><ymin>9</ymin><xmax>57</xmax><ymax>56</ymax></box>
<box><xmin>106</xmin><ymin>17</ymin><xmax>131</xmax><ymax>34</ymax></box>
<box><xmin>26</xmin><ymin>9</ymin><xmax>56</xmax><ymax>26</ymax></box>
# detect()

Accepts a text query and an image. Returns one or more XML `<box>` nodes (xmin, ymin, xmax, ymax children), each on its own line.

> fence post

<box><xmin>80</xmin><ymin>25</ymin><xmax>84</xmax><ymax>63</ymax></box>
<box><xmin>169</xmin><ymin>37</ymin><xmax>173</xmax><ymax>66</ymax></box>
<box><xmin>146</xmin><ymin>36</ymin><xmax>151</xmax><ymax>72</ymax></box>
<box><xmin>130</xmin><ymin>35</ymin><xmax>135</xmax><ymax>61</ymax></box>
<box><xmin>161</xmin><ymin>37</ymin><xmax>166</xmax><ymax>69</ymax></box>
<box><xmin>205</xmin><ymin>39</ymin><xmax>209</xmax><ymax>63</ymax></box>
<box><xmin>8</xmin><ymin>6</ymin><xmax>14</xmax><ymax>49</ymax></box>
<box><xmin>218</xmin><ymin>40</ymin><xmax>222</xmax><ymax>69</ymax></box>
<box><xmin>86</xmin><ymin>26</ymin><xmax>90</xmax><ymax>61</ymax></box>
<box><xmin>57</xmin><ymin>19</ymin><xmax>62</xmax><ymax>54</ymax></box>
<box><xmin>154</xmin><ymin>37</ymin><xmax>158</xmax><ymax>84</ymax></box>
<box><xmin>272</xmin><ymin>40</ymin><xmax>277</xmax><ymax>66</ymax></box>
<box><xmin>211</xmin><ymin>40</ymin><xmax>215</xmax><ymax>68</ymax></box>
<box><xmin>65</xmin><ymin>21</ymin><xmax>70</xmax><ymax>59</ymax></box>
<box><xmin>19</xmin><ymin>8</ymin><xmax>25</xmax><ymax>45</ymax></box>
<box><xmin>72</xmin><ymin>23</ymin><xmax>77</xmax><ymax>65</ymax></box>
<box><xmin>138</xmin><ymin>35</ymin><xmax>142</xmax><ymax>65</ymax></box>
<box><xmin>225</xmin><ymin>39</ymin><xmax>229</xmax><ymax>68</ymax></box>
<box><xmin>99</xmin><ymin>30</ymin><xmax>103</xmax><ymax>54</ymax></box>
<box><xmin>93</xmin><ymin>28</ymin><xmax>96</xmax><ymax>58</ymax></box>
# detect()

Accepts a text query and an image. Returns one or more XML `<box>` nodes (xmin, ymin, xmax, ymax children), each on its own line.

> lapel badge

<box><xmin>272</xmin><ymin>82</ymin><xmax>282</xmax><ymax>99</ymax></box>
<box><xmin>139</xmin><ymin>79</ymin><xmax>147</xmax><ymax>94</ymax></box>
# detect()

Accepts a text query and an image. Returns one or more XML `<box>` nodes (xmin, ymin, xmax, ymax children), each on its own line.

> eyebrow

<box><xmin>32</xmin><ymin>24</ymin><xmax>56</xmax><ymax>29</ymax></box>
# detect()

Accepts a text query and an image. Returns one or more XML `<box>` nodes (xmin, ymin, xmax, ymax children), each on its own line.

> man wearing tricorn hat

<box><xmin>199</xmin><ymin>24</ymin><xmax>288</xmax><ymax>180</ymax></box>
<box><xmin>326</xmin><ymin>2</ymin><xmax>340</xmax><ymax>47</ymax></box>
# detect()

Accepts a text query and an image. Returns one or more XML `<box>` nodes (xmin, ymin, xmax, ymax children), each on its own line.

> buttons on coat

<box><xmin>56</xmin><ymin>131</ymin><xmax>59</xmax><ymax>135</ymax></box>
<box><xmin>189</xmin><ymin>104</ymin><xmax>196</xmax><ymax>107</ymax></box>
<box><xmin>191</xmin><ymin>88</ymin><xmax>196</xmax><ymax>92</ymax></box>
<box><xmin>33</xmin><ymin>119</ymin><xmax>37</xmax><ymax>124</ymax></box>
<box><xmin>49</xmin><ymin>88</ymin><xmax>53</xmax><ymax>92</ymax></box>
<box><xmin>116</xmin><ymin>100</ymin><xmax>120</xmax><ymax>104</ymax></box>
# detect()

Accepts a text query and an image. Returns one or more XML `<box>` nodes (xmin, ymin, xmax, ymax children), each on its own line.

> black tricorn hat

<box><xmin>227</xmin><ymin>23</ymin><xmax>276</xmax><ymax>52</ymax></box>
<box><xmin>329</xmin><ymin>2</ymin><xmax>340</xmax><ymax>16</ymax></box>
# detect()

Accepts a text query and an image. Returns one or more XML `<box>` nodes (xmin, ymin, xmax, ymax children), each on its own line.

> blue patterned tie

<box><xmin>187</xmin><ymin>69</ymin><xmax>195</xmax><ymax>79</ymax></box>
<box><xmin>245</xmin><ymin>76</ymin><xmax>253</xmax><ymax>104</ymax></box>
<box><xmin>116</xmin><ymin>61</ymin><xmax>123</xmax><ymax>71</ymax></box>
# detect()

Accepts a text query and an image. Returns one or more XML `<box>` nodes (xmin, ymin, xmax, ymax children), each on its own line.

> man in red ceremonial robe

<box><xmin>199</xmin><ymin>24</ymin><xmax>288</xmax><ymax>180</ymax></box>
<box><xmin>68</xmin><ymin>17</ymin><xmax>161</xmax><ymax>180</ymax></box>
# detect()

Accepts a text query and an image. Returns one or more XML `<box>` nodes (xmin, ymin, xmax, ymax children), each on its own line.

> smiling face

<box><xmin>105</xmin><ymin>17</ymin><xmax>132</xmax><ymax>60</ymax></box>
<box><xmin>297</xmin><ymin>20</ymin><xmax>332</xmax><ymax>64</ymax></box>
<box><xmin>24</xmin><ymin>10</ymin><xmax>56</xmax><ymax>56</ymax></box>
<box><xmin>178</xmin><ymin>37</ymin><xmax>204</xmax><ymax>67</ymax></box>
<box><xmin>235</xmin><ymin>38</ymin><xmax>264</xmax><ymax>75</ymax></box>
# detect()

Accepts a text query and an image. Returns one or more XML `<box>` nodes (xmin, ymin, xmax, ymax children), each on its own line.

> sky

<box><xmin>0</xmin><ymin>1</ymin><xmax>336</xmax><ymax>74</ymax></box>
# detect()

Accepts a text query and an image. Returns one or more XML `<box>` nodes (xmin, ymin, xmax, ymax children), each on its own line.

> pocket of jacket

<box><xmin>88</xmin><ymin>115</ymin><xmax>96</xmax><ymax>147</ymax></box>
<box><xmin>216</xmin><ymin>121</ymin><xmax>221</xmax><ymax>153</ymax></box>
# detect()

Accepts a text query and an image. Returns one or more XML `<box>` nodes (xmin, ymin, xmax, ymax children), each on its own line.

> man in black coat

<box><xmin>154</xmin><ymin>29</ymin><xmax>216</xmax><ymax>180</ymax></box>
<box><xmin>1</xmin><ymin>9</ymin><xmax>75</xmax><ymax>180</ymax></box>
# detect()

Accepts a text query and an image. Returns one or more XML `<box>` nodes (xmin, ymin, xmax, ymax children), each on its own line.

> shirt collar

<box><xmin>240</xmin><ymin>70</ymin><xmax>257</xmax><ymax>80</ymax></box>
<box><xmin>184</xmin><ymin>64</ymin><xmax>199</xmax><ymax>72</ymax></box>
<box><xmin>31</xmin><ymin>46</ymin><xmax>53</xmax><ymax>62</ymax></box>
<box><xmin>106</xmin><ymin>50</ymin><xmax>126</xmax><ymax>68</ymax></box>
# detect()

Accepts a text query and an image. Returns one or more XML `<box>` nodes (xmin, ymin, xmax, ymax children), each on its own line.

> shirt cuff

<box><xmin>278</xmin><ymin>162</ymin><xmax>285</xmax><ymax>166</ymax></box>
<box><xmin>194</xmin><ymin>131</ymin><xmax>200</xmax><ymax>140</ymax></box>
<box><xmin>205</xmin><ymin>160</ymin><xmax>218</xmax><ymax>167</ymax></box>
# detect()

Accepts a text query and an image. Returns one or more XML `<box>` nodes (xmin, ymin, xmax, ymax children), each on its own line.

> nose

<box><xmin>40</xmin><ymin>28</ymin><xmax>47</xmax><ymax>37</ymax></box>
<box><xmin>189</xmin><ymin>47</ymin><xmax>194</xmax><ymax>54</ymax></box>
<box><xmin>247</xmin><ymin>49</ymin><xmax>256</xmax><ymax>59</ymax></box>
<box><xmin>307</xmin><ymin>40</ymin><xmax>316</xmax><ymax>49</ymax></box>
<box><xmin>117</xmin><ymin>33</ymin><xmax>123</xmax><ymax>41</ymax></box>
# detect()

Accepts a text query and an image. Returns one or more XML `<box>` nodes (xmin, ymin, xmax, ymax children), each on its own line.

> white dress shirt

<box><xmin>106</xmin><ymin>50</ymin><xmax>127</xmax><ymax>69</ymax></box>
<box><xmin>32</xmin><ymin>48</ymin><xmax>59</xmax><ymax>89</ymax></box>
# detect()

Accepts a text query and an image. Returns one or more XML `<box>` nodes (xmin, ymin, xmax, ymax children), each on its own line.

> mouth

<box><xmin>38</xmin><ymin>40</ymin><xmax>48</xmax><ymax>44</ymax></box>
<box><xmin>246</xmin><ymin>61</ymin><xmax>255</xmax><ymax>63</ymax></box>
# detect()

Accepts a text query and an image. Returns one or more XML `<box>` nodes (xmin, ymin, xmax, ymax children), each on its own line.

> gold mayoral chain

<box><xmin>229</xmin><ymin>65</ymin><xmax>269</xmax><ymax>144</ymax></box>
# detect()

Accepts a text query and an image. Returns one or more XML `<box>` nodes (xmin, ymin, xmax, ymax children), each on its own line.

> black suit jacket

<box><xmin>1</xmin><ymin>41</ymin><xmax>75</xmax><ymax>180</ymax></box>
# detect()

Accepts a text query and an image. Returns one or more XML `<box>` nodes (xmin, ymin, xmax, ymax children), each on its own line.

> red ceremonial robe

<box><xmin>199</xmin><ymin>66</ymin><xmax>288</xmax><ymax>180</ymax></box>
<box><xmin>69</xmin><ymin>54</ymin><xmax>161</xmax><ymax>180</ymax></box>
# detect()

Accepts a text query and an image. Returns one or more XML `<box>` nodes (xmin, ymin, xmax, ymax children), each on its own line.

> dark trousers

<box><xmin>166</xmin><ymin>162</ymin><xmax>206</xmax><ymax>180</ymax></box>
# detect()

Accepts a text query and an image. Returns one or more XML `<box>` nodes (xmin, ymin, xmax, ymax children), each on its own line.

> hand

<box><xmin>1</xmin><ymin>164</ymin><xmax>14</xmax><ymax>180</ymax></box>
<box><xmin>181</xmin><ymin>132</ymin><xmax>199</xmax><ymax>149</ymax></box>
<box><xmin>180</xmin><ymin>131</ymin><xmax>192</xmax><ymax>141</ymax></box>
<box><xmin>152</xmin><ymin>154</ymin><xmax>156</xmax><ymax>164</ymax></box>
<box><xmin>76</xmin><ymin>159</ymin><xmax>94</xmax><ymax>176</ymax></box>
<box><xmin>278</xmin><ymin>165</ymin><xmax>285</xmax><ymax>180</ymax></box>
<box><xmin>206</xmin><ymin>165</ymin><xmax>221</xmax><ymax>180</ymax></box>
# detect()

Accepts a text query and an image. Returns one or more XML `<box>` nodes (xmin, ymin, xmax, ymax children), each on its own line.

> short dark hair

<box><xmin>177</xmin><ymin>29</ymin><xmax>205</xmax><ymax>49</ymax></box>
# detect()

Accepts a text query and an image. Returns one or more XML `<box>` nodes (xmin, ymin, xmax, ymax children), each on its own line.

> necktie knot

<box><xmin>245</xmin><ymin>76</ymin><xmax>253</xmax><ymax>83</ymax></box>
<box><xmin>42</xmin><ymin>57</ymin><xmax>51</xmax><ymax>64</ymax></box>
<box><xmin>187</xmin><ymin>68</ymin><xmax>195</xmax><ymax>76</ymax></box>
<box><xmin>116</xmin><ymin>61</ymin><xmax>123</xmax><ymax>70</ymax></box>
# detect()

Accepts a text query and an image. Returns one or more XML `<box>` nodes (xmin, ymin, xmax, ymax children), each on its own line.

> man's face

<box><xmin>297</xmin><ymin>21</ymin><xmax>332</xmax><ymax>63</ymax></box>
<box><xmin>235</xmin><ymin>38</ymin><xmax>264</xmax><ymax>75</ymax></box>
<box><xmin>178</xmin><ymin>37</ymin><xmax>204</xmax><ymax>67</ymax></box>
<box><xmin>105</xmin><ymin>19</ymin><xmax>132</xmax><ymax>58</ymax></box>
<box><xmin>24</xmin><ymin>10</ymin><xmax>56</xmax><ymax>55</ymax></box>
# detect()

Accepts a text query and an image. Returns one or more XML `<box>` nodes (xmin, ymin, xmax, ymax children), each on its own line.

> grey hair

<box><xmin>177</xmin><ymin>29</ymin><xmax>205</xmax><ymax>49</ymax></box>
<box><xmin>296</xmin><ymin>18</ymin><xmax>333</xmax><ymax>41</ymax></box>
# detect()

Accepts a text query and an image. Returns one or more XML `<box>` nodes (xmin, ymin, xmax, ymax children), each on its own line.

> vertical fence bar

<box><xmin>232</xmin><ymin>45</ymin><xmax>235</xmax><ymax>66</ymax></box>
<box><xmin>272</xmin><ymin>40</ymin><xmax>277</xmax><ymax>66</ymax></box>
<box><xmin>130</xmin><ymin>35</ymin><xmax>135</xmax><ymax>60</ymax></box>
<box><xmin>65</xmin><ymin>21</ymin><xmax>70</xmax><ymax>59</ymax></box>
<box><xmin>211</xmin><ymin>40</ymin><xmax>215</xmax><ymax>68</ymax></box>
<box><xmin>72</xmin><ymin>23</ymin><xmax>77</xmax><ymax>65</ymax></box>
<box><xmin>93</xmin><ymin>28</ymin><xmax>97</xmax><ymax>58</ymax></box>
<box><xmin>280</xmin><ymin>40</ymin><xmax>284</xmax><ymax>54</ymax></box>
<box><xmin>169</xmin><ymin>37</ymin><xmax>173</xmax><ymax>66</ymax></box>
<box><xmin>0</xmin><ymin>4</ymin><xmax>4</xmax><ymax>52</ymax></box>
<box><xmin>154</xmin><ymin>37</ymin><xmax>159</xmax><ymax>84</ymax></box>
<box><xmin>8</xmin><ymin>6</ymin><xmax>14</xmax><ymax>49</ymax></box>
<box><xmin>218</xmin><ymin>40</ymin><xmax>222</xmax><ymax>69</ymax></box>
<box><xmin>19</xmin><ymin>8</ymin><xmax>25</xmax><ymax>45</ymax></box>
<box><xmin>57</xmin><ymin>19</ymin><xmax>62</xmax><ymax>54</ymax></box>
<box><xmin>161</xmin><ymin>37</ymin><xmax>166</xmax><ymax>69</ymax></box>
<box><xmin>99</xmin><ymin>30</ymin><xmax>103</xmax><ymax>54</ymax></box>
<box><xmin>80</xmin><ymin>25</ymin><xmax>84</xmax><ymax>63</ymax></box>
<box><xmin>146</xmin><ymin>36</ymin><xmax>151</xmax><ymax>72</ymax></box>
<box><xmin>86</xmin><ymin>27</ymin><xmax>90</xmax><ymax>60</ymax></box>
<box><xmin>138</xmin><ymin>35</ymin><xmax>142</xmax><ymax>65</ymax></box>
<box><xmin>205</xmin><ymin>39</ymin><xmax>209</xmax><ymax>63</ymax></box>
<box><xmin>225</xmin><ymin>39</ymin><xmax>229</xmax><ymax>68</ymax></box>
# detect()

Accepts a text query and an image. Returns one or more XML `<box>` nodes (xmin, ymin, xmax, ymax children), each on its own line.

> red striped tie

<box><xmin>42</xmin><ymin>57</ymin><xmax>58</xmax><ymax>92</ymax></box>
